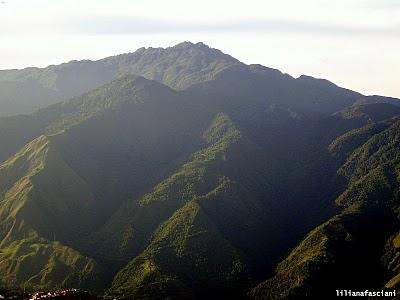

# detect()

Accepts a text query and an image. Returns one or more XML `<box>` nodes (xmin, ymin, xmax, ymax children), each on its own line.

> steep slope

<box><xmin>251</xmin><ymin>119</ymin><xmax>400</xmax><ymax>299</ymax></box>
<box><xmin>187</xmin><ymin>64</ymin><xmax>362</xmax><ymax>116</ymax></box>
<box><xmin>3</xmin><ymin>75</ymin><xmax>397</xmax><ymax>295</ymax></box>
<box><xmin>1</xmin><ymin>41</ymin><xmax>398</xmax><ymax>118</ymax></box>
<box><xmin>0</xmin><ymin>72</ymin><xmax>205</xmax><ymax>163</ymax></box>
<box><xmin>318</xmin><ymin>103</ymin><xmax>400</xmax><ymax>155</ymax></box>
<box><xmin>0</xmin><ymin>75</ymin><xmax>212</xmax><ymax>292</ymax></box>
<box><xmin>0</xmin><ymin>114</ymin><xmax>46</xmax><ymax>164</ymax></box>
<box><xmin>0</xmin><ymin>136</ymin><xmax>105</xmax><ymax>292</ymax></box>
<box><xmin>0</xmin><ymin>43</ymin><xmax>399</xmax><ymax>297</ymax></box>
<box><xmin>106</xmin><ymin>113</ymin><xmax>271</xmax><ymax>299</ymax></box>
<box><xmin>0</xmin><ymin>135</ymin><xmax>97</xmax><ymax>242</ymax></box>
<box><xmin>109</xmin><ymin>198</ymin><xmax>250</xmax><ymax>300</ymax></box>
<box><xmin>0</xmin><ymin>42</ymin><xmax>236</xmax><ymax>161</ymax></box>
<box><xmin>383</xmin><ymin>231</ymin><xmax>400</xmax><ymax>289</ymax></box>
<box><xmin>89</xmin><ymin>113</ymin><xmax>242</xmax><ymax>263</ymax></box>
<box><xmin>0</xmin><ymin>73</ymin><xmax>207</xmax><ymax>200</ymax></box>
<box><xmin>1</xmin><ymin>44</ymin><xmax>399</xmax><ymax>165</ymax></box>
<box><xmin>105</xmin><ymin>104</ymin><xmax>368</xmax><ymax>299</ymax></box>
<box><xmin>335</xmin><ymin>103</ymin><xmax>400</xmax><ymax>123</ymax></box>
<box><xmin>0</xmin><ymin>42</ymin><xmax>239</xmax><ymax>116</ymax></box>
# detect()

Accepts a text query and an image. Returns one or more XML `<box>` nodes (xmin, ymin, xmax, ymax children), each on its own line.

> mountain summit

<box><xmin>0</xmin><ymin>43</ymin><xmax>399</xmax><ymax>299</ymax></box>
<box><xmin>0</xmin><ymin>42</ymin><xmax>239</xmax><ymax>116</ymax></box>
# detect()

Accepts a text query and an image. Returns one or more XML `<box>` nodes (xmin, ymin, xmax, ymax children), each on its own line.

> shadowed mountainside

<box><xmin>0</xmin><ymin>42</ymin><xmax>399</xmax><ymax>299</ymax></box>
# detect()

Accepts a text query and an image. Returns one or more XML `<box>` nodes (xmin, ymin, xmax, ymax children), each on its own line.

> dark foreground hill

<box><xmin>0</xmin><ymin>42</ymin><xmax>399</xmax><ymax>299</ymax></box>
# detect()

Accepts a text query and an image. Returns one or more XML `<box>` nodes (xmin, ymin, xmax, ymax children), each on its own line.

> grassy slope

<box><xmin>92</xmin><ymin>113</ymin><xmax>242</xmax><ymax>263</ymax></box>
<box><xmin>251</xmin><ymin>120</ymin><xmax>400</xmax><ymax>299</ymax></box>
<box><xmin>0</xmin><ymin>46</ymin><xmax>399</xmax><ymax>297</ymax></box>
<box><xmin>0</xmin><ymin>136</ymin><xmax>106</xmax><ymax>292</ymax></box>
<box><xmin>107</xmin><ymin>114</ymin><xmax>258</xmax><ymax>298</ymax></box>
<box><xmin>109</xmin><ymin>196</ymin><xmax>250</xmax><ymax>300</ymax></box>
<box><xmin>0</xmin><ymin>75</ymin><xmax>213</xmax><ymax>293</ymax></box>
<box><xmin>1</xmin><ymin>85</ymin><xmax>392</xmax><ymax>295</ymax></box>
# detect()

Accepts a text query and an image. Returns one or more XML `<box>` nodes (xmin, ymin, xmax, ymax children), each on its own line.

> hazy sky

<box><xmin>0</xmin><ymin>0</ymin><xmax>399</xmax><ymax>97</ymax></box>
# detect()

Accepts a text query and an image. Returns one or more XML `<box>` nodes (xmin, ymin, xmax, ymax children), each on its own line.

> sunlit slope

<box><xmin>0</xmin><ymin>136</ymin><xmax>105</xmax><ymax>291</ymax></box>
<box><xmin>0</xmin><ymin>75</ymin><xmax>209</xmax><ymax>292</ymax></box>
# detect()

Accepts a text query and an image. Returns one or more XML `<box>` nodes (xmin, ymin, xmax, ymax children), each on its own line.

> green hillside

<box><xmin>0</xmin><ymin>42</ymin><xmax>399</xmax><ymax>298</ymax></box>
<box><xmin>0</xmin><ymin>44</ymin><xmax>397</xmax><ymax>164</ymax></box>
<box><xmin>251</xmin><ymin>119</ymin><xmax>400</xmax><ymax>299</ymax></box>
<box><xmin>0</xmin><ymin>75</ymin><xmax>210</xmax><ymax>291</ymax></box>
<box><xmin>107</xmin><ymin>113</ymin><xmax>264</xmax><ymax>298</ymax></box>
<box><xmin>0</xmin><ymin>136</ymin><xmax>106</xmax><ymax>292</ymax></box>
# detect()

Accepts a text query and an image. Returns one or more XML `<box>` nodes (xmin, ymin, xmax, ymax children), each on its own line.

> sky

<box><xmin>0</xmin><ymin>0</ymin><xmax>399</xmax><ymax>97</ymax></box>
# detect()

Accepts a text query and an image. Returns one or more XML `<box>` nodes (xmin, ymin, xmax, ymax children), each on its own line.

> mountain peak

<box><xmin>173</xmin><ymin>41</ymin><xmax>210</xmax><ymax>49</ymax></box>
<box><xmin>168</xmin><ymin>41</ymin><xmax>239</xmax><ymax>62</ymax></box>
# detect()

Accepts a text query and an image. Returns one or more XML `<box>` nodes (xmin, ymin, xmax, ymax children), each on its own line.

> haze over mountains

<box><xmin>0</xmin><ymin>42</ymin><xmax>239</xmax><ymax>117</ymax></box>
<box><xmin>0</xmin><ymin>42</ymin><xmax>399</xmax><ymax>299</ymax></box>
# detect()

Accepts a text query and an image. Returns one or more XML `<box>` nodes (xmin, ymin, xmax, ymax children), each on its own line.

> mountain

<box><xmin>0</xmin><ymin>74</ymin><xmax>212</xmax><ymax>292</ymax></box>
<box><xmin>0</xmin><ymin>135</ymin><xmax>106</xmax><ymax>291</ymax></box>
<box><xmin>1</xmin><ymin>41</ymin><xmax>398</xmax><ymax>118</ymax></box>
<box><xmin>251</xmin><ymin>118</ymin><xmax>400</xmax><ymax>299</ymax></box>
<box><xmin>0</xmin><ymin>42</ymin><xmax>399</xmax><ymax>298</ymax></box>
<box><xmin>0</xmin><ymin>42</ymin><xmax>239</xmax><ymax>116</ymax></box>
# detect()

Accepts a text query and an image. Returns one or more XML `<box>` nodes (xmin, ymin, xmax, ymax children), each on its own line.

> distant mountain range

<box><xmin>0</xmin><ymin>42</ymin><xmax>239</xmax><ymax>117</ymax></box>
<box><xmin>0</xmin><ymin>42</ymin><xmax>398</xmax><ymax>299</ymax></box>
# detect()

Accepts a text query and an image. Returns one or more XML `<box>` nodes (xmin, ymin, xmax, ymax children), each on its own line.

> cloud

<box><xmin>63</xmin><ymin>16</ymin><xmax>400</xmax><ymax>38</ymax></box>
<box><xmin>368</xmin><ymin>0</ymin><xmax>400</xmax><ymax>9</ymax></box>
<box><xmin>2</xmin><ymin>15</ymin><xmax>399</xmax><ymax>38</ymax></box>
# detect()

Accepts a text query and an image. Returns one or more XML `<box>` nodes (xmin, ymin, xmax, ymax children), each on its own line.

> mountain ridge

<box><xmin>0</xmin><ymin>42</ymin><xmax>239</xmax><ymax>116</ymax></box>
<box><xmin>1</xmin><ymin>41</ymin><xmax>398</xmax><ymax>117</ymax></box>
<box><xmin>0</xmin><ymin>42</ymin><xmax>399</xmax><ymax>299</ymax></box>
